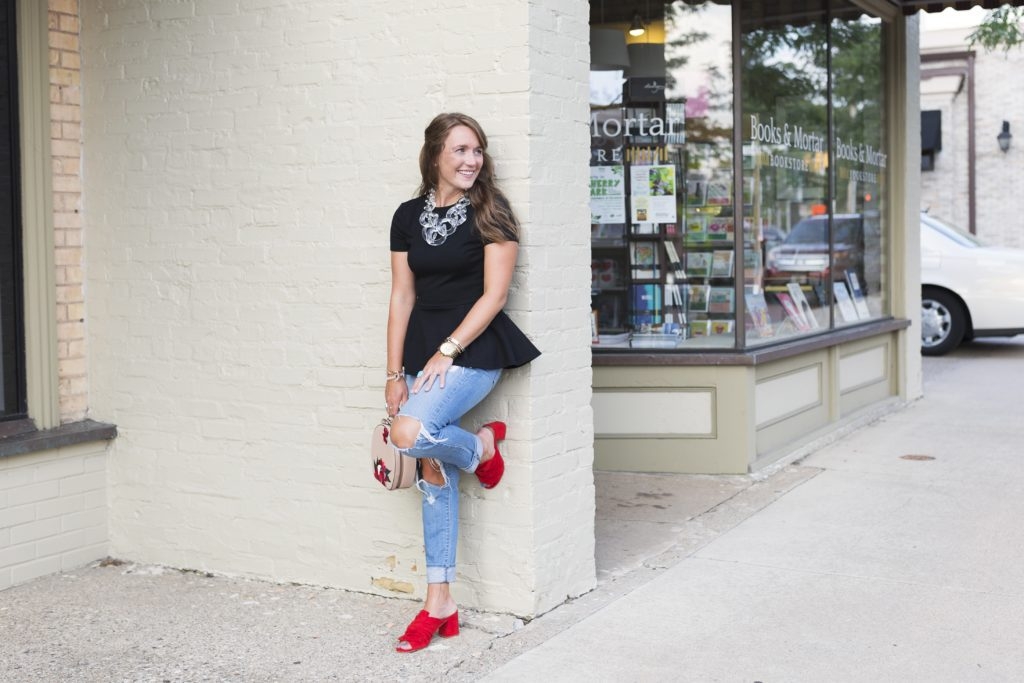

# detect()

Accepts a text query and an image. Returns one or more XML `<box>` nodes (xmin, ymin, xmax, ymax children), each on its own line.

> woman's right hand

<box><xmin>385</xmin><ymin>380</ymin><xmax>408</xmax><ymax>418</ymax></box>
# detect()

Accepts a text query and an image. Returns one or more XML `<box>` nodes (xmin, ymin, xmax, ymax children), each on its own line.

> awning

<box><xmin>899</xmin><ymin>0</ymin><xmax>1024</xmax><ymax>14</ymax></box>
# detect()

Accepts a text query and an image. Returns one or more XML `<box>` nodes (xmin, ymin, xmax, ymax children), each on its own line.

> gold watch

<box><xmin>438</xmin><ymin>337</ymin><xmax>463</xmax><ymax>359</ymax></box>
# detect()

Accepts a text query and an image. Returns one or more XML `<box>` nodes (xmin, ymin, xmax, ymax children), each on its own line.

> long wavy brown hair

<box><xmin>416</xmin><ymin>112</ymin><xmax>520</xmax><ymax>244</ymax></box>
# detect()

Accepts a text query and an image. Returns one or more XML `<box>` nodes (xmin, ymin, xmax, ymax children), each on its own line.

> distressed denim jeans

<box><xmin>396</xmin><ymin>366</ymin><xmax>502</xmax><ymax>584</ymax></box>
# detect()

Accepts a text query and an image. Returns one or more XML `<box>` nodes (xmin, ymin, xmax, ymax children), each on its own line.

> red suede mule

<box><xmin>395</xmin><ymin>609</ymin><xmax>460</xmax><ymax>653</ymax></box>
<box><xmin>474</xmin><ymin>421</ymin><xmax>506</xmax><ymax>489</ymax></box>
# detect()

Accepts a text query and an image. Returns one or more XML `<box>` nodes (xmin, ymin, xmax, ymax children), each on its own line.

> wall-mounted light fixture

<box><xmin>998</xmin><ymin>120</ymin><xmax>1012</xmax><ymax>153</ymax></box>
<box><xmin>628</xmin><ymin>12</ymin><xmax>646</xmax><ymax>36</ymax></box>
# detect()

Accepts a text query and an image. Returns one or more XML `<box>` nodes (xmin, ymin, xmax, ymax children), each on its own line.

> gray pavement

<box><xmin>3</xmin><ymin>339</ymin><xmax>1024</xmax><ymax>681</ymax></box>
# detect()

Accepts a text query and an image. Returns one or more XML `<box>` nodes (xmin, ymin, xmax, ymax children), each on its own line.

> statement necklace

<box><xmin>420</xmin><ymin>189</ymin><xmax>470</xmax><ymax>246</ymax></box>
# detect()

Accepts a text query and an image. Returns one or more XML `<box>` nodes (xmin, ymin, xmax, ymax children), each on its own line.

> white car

<box><xmin>920</xmin><ymin>212</ymin><xmax>1024</xmax><ymax>355</ymax></box>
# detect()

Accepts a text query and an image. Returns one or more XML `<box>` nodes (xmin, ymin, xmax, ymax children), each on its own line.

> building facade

<box><xmin>2</xmin><ymin>0</ymin><xmax>989</xmax><ymax>617</ymax></box>
<box><xmin>920</xmin><ymin>14</ymin><xmax>1024</xmax><ymax>245</ymax></box>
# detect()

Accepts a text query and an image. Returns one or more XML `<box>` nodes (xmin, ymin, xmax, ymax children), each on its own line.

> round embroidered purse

<box><xmin>371</xmin><ymin>417</ymin><xmax>416</xmax><ymax>490</ymax></box>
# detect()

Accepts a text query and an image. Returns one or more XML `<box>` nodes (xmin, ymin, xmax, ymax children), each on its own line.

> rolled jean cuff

<box><xmin>426</xmin><ymin>566</ymin><xmax>456</xmax><ymax>584</ymax></box>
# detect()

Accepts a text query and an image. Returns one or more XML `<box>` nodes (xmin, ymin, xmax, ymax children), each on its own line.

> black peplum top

<box><xmin>390</xmin><ymin>195</ymin><xmax>541</xmax><ymax>375</ymax></box>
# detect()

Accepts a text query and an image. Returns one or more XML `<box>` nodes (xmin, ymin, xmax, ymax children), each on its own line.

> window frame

<box><xmin>590</xmin><ymin>0</ymin><xmax>902</xmax><ymax>358</ymax></box>
<box><xmin>13</xmin><ymin>0</ymin><xmax>59</xmax><ymax>430</ymax></box>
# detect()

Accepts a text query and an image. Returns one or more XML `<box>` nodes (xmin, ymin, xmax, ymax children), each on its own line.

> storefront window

<box><xmin>830</xmin><ymin>3</ymin><xmax>887</xmax><ymax>322</ymax></box>
<box><xmin>741</xmin><ymin>1</ymin><xmax>889</xmax><ymax>343</ymax></box>
<box><xmin>590</xmin><ymin>1</ymin><xmax>734</xmax><ymax>349</ymax></box>
<box><xmin>591</xmin><ymin>1</ymin><xmax>889</xmax><ymax>351</ymax></box>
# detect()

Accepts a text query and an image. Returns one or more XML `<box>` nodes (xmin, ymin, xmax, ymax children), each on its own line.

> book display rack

<box><xmin>590</xmin><ymin>99</ymin><xmax>739</xmax><ymax>349</ymax></box>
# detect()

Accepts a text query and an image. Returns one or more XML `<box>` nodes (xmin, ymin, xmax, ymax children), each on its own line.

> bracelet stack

<box><xmin>438</xmin><ymin>336</ymin><xmax>465</xmax><ymax>359</ymax></box>
<box><xmin>385</xmin><ymin>367</ymin><xmax>405</xmax><ymax>382</ymax></box>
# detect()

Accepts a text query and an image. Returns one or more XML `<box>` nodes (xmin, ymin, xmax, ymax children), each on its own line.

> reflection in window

<box><xmin>830</xmin><ymin>4</ymin><xmax>887</xmax><ymax>323</ymax></box>
<box><xmin>741</xmin><ymin>1</ymin><xmax>888</xmax><ymax>343</ymax></box>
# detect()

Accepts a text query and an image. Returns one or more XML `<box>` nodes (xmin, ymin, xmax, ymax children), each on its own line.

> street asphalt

<box><xmin>2</xmin><ymin>338</ymin><xmax>1023</xmax><ymax>682</ymax></box>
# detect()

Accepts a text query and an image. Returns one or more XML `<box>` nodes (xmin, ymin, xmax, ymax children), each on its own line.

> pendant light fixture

<box><xmin>628</xmin><ymin>12</ymin><xmax>646</xmax><ymax>37</ymax></box>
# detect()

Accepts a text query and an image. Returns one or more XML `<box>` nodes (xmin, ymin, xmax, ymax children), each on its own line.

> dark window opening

<box><xmin>1</xmin><ymin>0</ymin><xmax>26</xmax><ymax>421</ymax></box>
<box><xmin>921</xmin><ymin>110</ymin><xmax>941</xmax><ymax>172</ymax></box>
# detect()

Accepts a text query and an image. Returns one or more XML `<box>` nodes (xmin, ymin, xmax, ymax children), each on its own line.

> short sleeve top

<box><xmin>390</xmin><ymin>194</ymin><xmax>541</xmax><ymax>374</ymax></box>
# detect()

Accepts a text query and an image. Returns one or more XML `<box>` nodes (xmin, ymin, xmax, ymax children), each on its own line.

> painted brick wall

<box><xmin>0</xmin><ymin>443</ymin><xmax>108</xmax><ymax>590</ymax></box>
<box><xmin>921</xmin><ymin>27</ymin><xmax>1024</xmax><ymax>246</ymax></box>
<box><xmin>49</xmin><ymin>0</ymin><xmax>88</xmax><ymax>422</ymax></box>
<box><xmin>82</xmin><ymin>0</ymin><xmax>593</xmax><ymax>615</ymax></box>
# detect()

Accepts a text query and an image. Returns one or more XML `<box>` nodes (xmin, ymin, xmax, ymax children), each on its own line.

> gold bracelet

<box><xmin>385</xmin><ymin>367</ymin><xmax>405</xmax><ymax>382</ymax></box>
<box><xmin>446</xmin><ymin>336</ymin><xmax>465</xmax><ymax>354</ymax></box>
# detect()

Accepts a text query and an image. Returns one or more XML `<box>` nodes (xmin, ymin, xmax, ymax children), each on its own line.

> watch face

<box><xmin>440</xmin><ymin>341</ymin><xmax>458</xmax><ymax>357</ymax></box>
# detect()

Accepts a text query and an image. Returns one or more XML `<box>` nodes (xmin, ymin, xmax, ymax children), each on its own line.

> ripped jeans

<box><xmin>396</xmin><ymin>365</ymin><xmax>502</xmax><ymax>584</ymax></box>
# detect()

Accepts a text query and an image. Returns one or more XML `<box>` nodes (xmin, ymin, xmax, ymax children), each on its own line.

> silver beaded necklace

<box><xmin>419</xmin><ymin>189</ymin><xmax>470</xmax><ymax>246</ymax></box>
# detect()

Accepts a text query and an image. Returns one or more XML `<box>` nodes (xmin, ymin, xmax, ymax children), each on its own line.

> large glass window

<box><xmin>741</xmin><ymin>0</ymin><xmax>888</xmax><ymax>343</ymax></box>
<box><xmin>590</xmin><ymin>1</ymin><xmax>890</xmax><ymax>351</ymax></box>
<box><xmin>1</xmin><ymin>0</ymin><xmax>25</xmax><ymax>420</ymax></box>
<box><xmin>590</xmin><ymin>0</ymin><xmax>735</xmax><ymax>349</ymax></box>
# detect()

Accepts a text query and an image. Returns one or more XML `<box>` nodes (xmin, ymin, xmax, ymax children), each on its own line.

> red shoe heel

<box><xmin>396</xmin><ymin>609</ymin><xmax>460</xmax><ymax>653</ymax></box>
<box><xmin>438</xmin><ymin>610</ymin><xmax>460</xmax><ymax>638</ymax></box>
<box><xmin>475</xmin><ymin>421</ymin><xmax>506</xmax><ymax>489</ymax></box>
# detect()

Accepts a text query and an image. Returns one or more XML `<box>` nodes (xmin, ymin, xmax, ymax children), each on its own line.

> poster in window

<box><xmin>705</xmin><ymin>178</ymin><xmax>732</xmax><ymax>206</ymax></box>
<box><xmin>710</xmin><ymin>250</ymin><xmax>735</xmax><ymax>278</ymax></box>
<box><xmin>776</xmin><ymin>292</ymin><xmax>810</xmax><ymax>332</ymax></box>
<box><xmin>686</xmin><ymin>252</ymin><xmax>712</xmax><ymax>278</ymax></box>
<box><xmin>745</xmin><ymin>290</ymin><xmax>774</xmax><ymax>338</ymax></box>
<box><xmin>833</xmin><ymin>281</ymin><xmax>860</xmax><ymax>322</ymax></box>
<box><xmin>787</xmin><ymin>283</ymin><xmax>820</xmax><ymax>329</ymax></box>
<box><xmin>708</xmin><ymin>287</ymin><xmax>735</xmax><ymax>314</ymax></box>
<box><xmin>706</xmin><ymin>217</ymin><xmax>734</xmax><ymax>241</ymax></box>
<box><xmin>630</xmin><ymin>165</ymin><xmax>678</xmax><ymax>223</ymax></box>
<box><xmin>845</xmin><ymin>271</ymin><xmax>871</xmax><ymax>319</ymax></box>
<box><xmin>590</xmin><ymin>165</ymin><xmax>626</xmax><ymax>224</ymax></box>
<box><xmin>687</xmin><ymin>284</ymin><xmax>710</xmax><ymax>312</ymax></box>
<box><xmin>685</xmin><ymin>214</ymin><xmax>707</xmax><ymax>243</ymax></box>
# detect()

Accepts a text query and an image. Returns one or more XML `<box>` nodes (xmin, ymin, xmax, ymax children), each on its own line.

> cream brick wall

<box><xmin>49</xmin><ymin>0</ymin><xmax>89</xmax><ymax>422</ymax></box>
<box><xmin>0</xmin><ymin>443</ymin><xmax>108</xmax><ymax>590</ymax></box>
<box><xmin>921</xmin><ymin>27</ymin><xmax>1024</xmax><ymax>246</ymax></box>
<box><xmin>82</xmin><ymin>0</ymin><xmax>593</xmax><ymax>615</ymax></box>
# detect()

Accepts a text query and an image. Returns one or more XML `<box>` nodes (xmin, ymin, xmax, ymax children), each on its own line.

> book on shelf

<box><xmin>685</xmin><ymin>215</ymin><xmax>707</xmax><ymax>243</ymax></box>
<box><xmin>686</xmin><ymin>179</ymin><xmax>706</xmax><ymax>207</ymax></box>
<box><xmin>591</xmin><ymin>258</ymin><xmax>623</xmax><ymax>290</ymax></box>
<box><xmin>689</xmin><ymin>319</ymin><xmax>711</xmax><ymax>337</ymax></box>
<box><xmin>845</xmin><ymin>271</ymin><xmax>871</xmax><ymax>319</ymax></box>
<box><xmin>708</xmin><ymin>287</ymin><xmax>735</xmax><ymax>314</ymax></box>
<box><xmin>706</xmin><ymin>217</ymin><xmax>734</xmax><ymax>241</ymax></box>
<box><xmin>631</xmin><ymin>284</ymin><xmax>663</xmax><ymax>326</ymax></box>
<box><xmin>705</xmin><ymin>179</ymin><xmax>731</xmax><ymax>206</ymax></box>
<box><xmin>687</xmin><ymin>284</ymin><xmax>710</xmax><ymax>312</ymax></box>
<box><xmin>744</xmin><ymin>289</ymin><xmax>774</xmax><ymax>338</ymax></box>
<box><xmin>630</xmin><ymin>241</ymin><xmax>660</xmax><ymax>279</ymax></box>
<box><xmin>665</xmin><ymin>282</ymin><xmax>687</xmax><ymax>311</ymax></box>
<box><xmin>786</xmin><ymin>282</ymin><xmax>820</xmax><ymax>329</ymax></box>
<box><xmin>776</xmin><ymin>292</ymin><xmax>810</xmax><ymax>332</ymax></box>
<box><xmin>710</xmin><ymin>250</ymin><xmax>735</xmax><ymax>278</ymax></box>
<box><xmin>663</xmin><ymin>241</ymin><xmax>687</xmax><ymax>280</ymax></box>
<box><xmin>743</xmin><ymin>249</ymin><xmax>762</xmax><ymax>280</ymax></box>
<box><xmin>709</xmin><ymin>320</ymin><xmax>734</xmax><ymax>335</ymax></box>
<box><xmin>832</xmin><ymin>281</ymin><xmax>860</xmax><ymax>322</ymax></box>
<box><xmin>685</xmin><ymin>251</ymin><xmax>712</xmax><ymax>279</ymax></box>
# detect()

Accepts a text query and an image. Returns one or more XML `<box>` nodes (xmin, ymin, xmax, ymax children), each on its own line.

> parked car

<box><xmin>920</xmin><ymin>212</ymin><xmax>1024</xmax><ymax>355</ymax></box>
<box><xmin>764</xmin><ymin>214</ymin><xmax>865</xmax><ymax>289</ymax></box>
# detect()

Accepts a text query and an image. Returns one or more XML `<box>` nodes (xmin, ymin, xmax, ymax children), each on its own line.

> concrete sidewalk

<box><xmin>489</xmin><ymin>339</ymin><xmax>1024</xmax><ymax>682</ymax></box>
<box><xmin>3</xmin><ymin>339</ymin><xmax>1023</xmax><ymax>681</ymax></box>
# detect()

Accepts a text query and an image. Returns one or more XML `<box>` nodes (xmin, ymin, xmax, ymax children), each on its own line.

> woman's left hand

<box><xmin>412</xmin><ymin>353</ymin><xmax>454</xmax><ymax>393</ymax></box>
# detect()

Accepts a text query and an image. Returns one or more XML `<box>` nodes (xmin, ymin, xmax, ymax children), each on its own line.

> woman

<box><xmin>385</xmin><ymin>112</ymin><xmax>540</xmax><ymax>653</ymax></box>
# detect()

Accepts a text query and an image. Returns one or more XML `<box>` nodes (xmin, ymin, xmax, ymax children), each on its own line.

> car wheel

<box><xmin>921</xmin><ymin>288</ymin><xmax>966</xmax><ymax>356</ymax></box>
